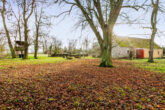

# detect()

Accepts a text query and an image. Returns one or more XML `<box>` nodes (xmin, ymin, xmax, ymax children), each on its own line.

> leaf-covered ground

<box><xmin>0</xmin><ymin>59</ymin><xmax>165</xmax><ymax>109</ymax></box>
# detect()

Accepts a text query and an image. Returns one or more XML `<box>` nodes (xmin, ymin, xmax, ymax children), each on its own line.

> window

<box><xmin>158</xmin><ymin>51</ymin><xmax>159</xmax><ymax>55</ymax></box>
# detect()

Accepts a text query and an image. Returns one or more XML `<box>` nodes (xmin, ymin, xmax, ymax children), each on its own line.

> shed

<box><xmin>112</xmin><ymin>37</ymin><xmax>163</xmax><ymax>59</ymax></box>
<box><xmin>15</xmin><ymin>41</ymin><xmax>25</xmax><ymax>58</ymax></box>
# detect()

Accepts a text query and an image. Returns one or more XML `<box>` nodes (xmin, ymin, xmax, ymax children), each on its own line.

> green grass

<box><xmin>123</xmin><ymin>59</ymin><xmax>165</xmax><ymax>73</ymax></box>
<box><xmin>0</xmin><ymin>54</ymin><xmax>67</xmax><ymax>69</ymax></box>
<box><xmin>0</xmin><ymin>54</ymin><xmax>95</xmax><ymax>69</ymax></box>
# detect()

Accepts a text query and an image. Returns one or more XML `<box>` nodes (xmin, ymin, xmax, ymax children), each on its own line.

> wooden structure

<box><xmin>15</xmin><ymin>41</ymin><xmax>25</xmax><ymax>58</ymax></box>
<box><xmin>50</xmin><ymin>53</ymin><xmax>88</xmax><ymax>59</ymax></box>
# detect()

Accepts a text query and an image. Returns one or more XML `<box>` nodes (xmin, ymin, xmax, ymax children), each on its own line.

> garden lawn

<box><xmin>0</xmin><ymin>54</ymin><xmax>74</xmax><ymax>69</ymax></box>
<box><xmin>122</xmin><ymin>59</ymin><xmax>165</xmax><ymax>73</ymax></box>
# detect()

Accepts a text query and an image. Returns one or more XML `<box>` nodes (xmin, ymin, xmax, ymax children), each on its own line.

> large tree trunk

<box><xmin>100</xmin><ymin>45</ymin><xmax>113</xmax><ymax>67</ymax></box>
<box><xmin>100</xmin><ymin>26</ymin><xmax>113</xmax><ymax>67</ymax></box>
<box><xmin>1</xmin><ymin>0</ymin><xmax>16</xmax><ymax>58</ymax></box>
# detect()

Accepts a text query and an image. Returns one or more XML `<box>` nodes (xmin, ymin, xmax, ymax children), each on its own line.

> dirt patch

<box><xmin>0</xmin><ymin>59</ymin><xmax>164</xmax><ymax>109</ymax></box>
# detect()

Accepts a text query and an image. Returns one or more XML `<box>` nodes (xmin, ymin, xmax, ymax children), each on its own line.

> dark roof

<box><xmin>16</xmin><ymin>41</ymin><xmax>25</xmax><ymax>45</ymax></box>
<box><xmin>115</xmin><ymin>37</ymin><xmax>162</xmax><ymax>49</ymax></box>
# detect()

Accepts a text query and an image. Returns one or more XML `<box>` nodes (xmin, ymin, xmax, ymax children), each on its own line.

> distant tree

<box><xmin>34</xmin><ymin>0</ymin><xmax>52</xmax><ymax>59</ymax></box>
<box><xmin>51</xmin><ymin>37</ymin><xmax>62</xmax><ymax>55</ymax></box>
<box><xmin>48</xmin><ymin>44</ymin><xmax>53</xmax><ymax>56</ymax></box>
<box><xmin>40</xmin><ymin>32</ymin><xmax>52</xmax><ymax>54</ymax></box>
<box><xmin>68</xmin><ymin>39</ymin><xmax>77</xmax><ymax>54</ymax></box>
<box><xmin>42</xmin><ymin>37</ymin><xmax>49</xmax><ymax>54</ymax></box>
<box><xmin>82</xmin><ymin>37</ymin><xmax>90</xmax><ymax>53</ymax></box>
<box><xmin>89</xmin><ymin>41</ymin><xmax>101</xmax><ymax>57</ymax></box>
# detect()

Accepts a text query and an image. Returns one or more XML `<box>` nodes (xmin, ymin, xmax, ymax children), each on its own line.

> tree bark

<box><xmin>148</xmin><ymin>29</ymin><xmax>157</xmax><ymax>62</ymax></box>
<box><xmin>1</xmin><ymin>0</ymin><xmax>16</xmax><ymax>58</ymax></box>
<box><xmin>100</xmin><ymin>44</ymin><xmax>113</xmax><ymax>67</ymax></box>
<box><xmin>100</xmin><ymin>26</ymin><xmax>113</xmax><ymax>67</ymax></box>
<box><xmin>23</xmin><ymin>20</ymin><xmax>29</xmax><ymax>59</ymax></box>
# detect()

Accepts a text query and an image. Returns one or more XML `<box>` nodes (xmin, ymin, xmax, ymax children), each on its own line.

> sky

<box><xmin>0</xmin><ymin>0</ymin><xmax>165</xmax><ymax>53</ymax></box>
<box><xmin>49</xmin><ymin>0</ymin><xmax>165</xmax><ymax>48</ymax></box>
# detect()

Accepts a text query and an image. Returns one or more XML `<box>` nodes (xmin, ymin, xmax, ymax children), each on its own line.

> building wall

<box><xmin>143</xmin><ymin>48</ymin><xmax>163</xmax><ymax>58</ymax></box>
<box><xmin>112</xmin><ymin>46</ymin><xmax>163</xmax><ymax>59</ymax></box>
<box><xmin>112</xmin><ymin>46</ymin><xmax>130</xmax><ymax>58</ymax></box>
<box><xmin>112</xmin><ymin>40</ymin><xmax>136</xmax><ymax>58</ymax></box>
<box><xmin>112</xmin><ymin>40</ymin><xmax>163</xmax><ymax>59</ymax></box>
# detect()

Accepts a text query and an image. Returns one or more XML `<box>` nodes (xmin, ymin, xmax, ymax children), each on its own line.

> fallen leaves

<box><xmin>0</xmin><ymin>59</ymin><xmax>164</xmax><ymax>109</ymax></box>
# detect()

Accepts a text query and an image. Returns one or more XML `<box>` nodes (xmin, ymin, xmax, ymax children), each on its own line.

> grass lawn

<box><xmin>123</xmin><ymin>59</ymin><xmax>165</xmax><ymax>73</ymax></box>
<box><xmin>0</xmin><ymin>54</ymin><xmax>94</xmax><ymax>69</ymax></box>
<box><xmin>0</xmin><ymin>55</ymin><xmax>65</xmax><ymax>69</ymax></box>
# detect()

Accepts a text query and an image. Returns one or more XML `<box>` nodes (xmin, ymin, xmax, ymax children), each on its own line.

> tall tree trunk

<box><xmin>34</xmin><ymin>27</ymin><xmax>39</xmax><ymax>59</ymax></box>
<box><xmin>23</xmin><ymin>20</ymin><xmax>29</xmax><ymax>59</ymax></box>
<box><xmin>148</xmin><ymin>30</ymin><xmax>157</xmax><ymax>62</ymax></box>
<box><xmin>18</xmin><ymin>21</ymin><xmax>23</xmax><ymax>55</ymax></box>
<box><xmin>1</xmin><ymin>0</ymin><xmax>16</xmax><ymax>58</ymax></box>
<box><xmin>148</xmin><ymin>0</ymin><xmax>159</xmax><ymax>63</ymax></box>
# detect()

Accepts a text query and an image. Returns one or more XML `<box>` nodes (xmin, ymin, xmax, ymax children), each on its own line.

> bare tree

<box><xmin>51</xmin><ymin>37</ymin><xmax>62</xmax><ymax>55</ymax></box>
<box><xmin>34</xmin><ymin>1</ymin><xmax>52</xmax><ymax>59</ymax></box>
<box><xmin>148</xmin><ymin>0</ymin><xmax>159</xmax><ymax>62</ymax></box>
<box><xmin>41</xmin><ymin>35</ymin><xmax>49</xmax><ymax>54</ymax></box>
<box><xmin>0</xmin><ymin>0</ymin><xmax>16</xmax><ymax>58</ymax></box>
<box><xmin>57</xmin><ymin>0</ymin><xmax>145</xmax><ymax>67</ymax></box>
<box><xmin>34</xmin><ymin>3</ymin><xmax>43</xmax><ymax>59</ymax></box>
<box><xmin>82</xmin><ymin>37</ymin><xmax>90</xmax><ymax>53</ymax></box>
<box><xmin>22</xmin><ymin>0</ymin><xmax>35</xmax><ymax>59</ymax></box>
<box><xmin>68</xmin><ymin>39</ymin><xmax>77</xmax><ymax>54</ymax></box>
